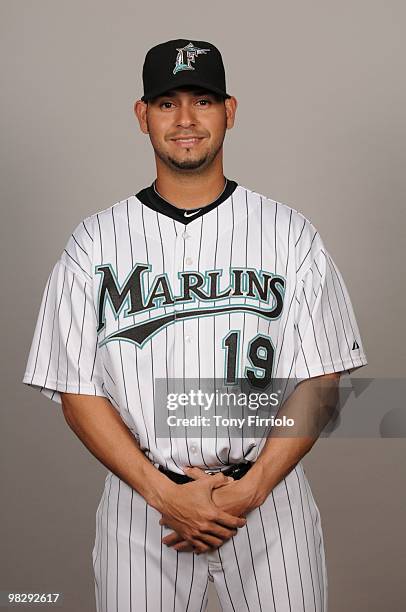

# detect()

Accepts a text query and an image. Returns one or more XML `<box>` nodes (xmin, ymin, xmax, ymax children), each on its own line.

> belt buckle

<box><xmin>225</xmin><ymin>462</ymin><xmax>250</xmax><ymax>479</ymax></box>
<box><xmin>204</xmin><ymin>464</ymin><xmax>238</xmax><ymax>478</ymax></box>
<box><xmin>204</xmin><ymin>463</ymin><xmax>250</xmax><ymax>478</ymax></box>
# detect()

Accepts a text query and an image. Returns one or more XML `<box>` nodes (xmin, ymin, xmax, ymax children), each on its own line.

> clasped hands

<box><xmin>158</xmin><ymin>466</ymin><xmax>262</xmax><ymax>554</ymax></box>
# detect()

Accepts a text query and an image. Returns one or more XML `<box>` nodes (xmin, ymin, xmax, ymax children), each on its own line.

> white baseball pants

<box><xmin>92</xmin><ymin>461</ymin><xmax>327</xmax><ymax>611</ymax></box>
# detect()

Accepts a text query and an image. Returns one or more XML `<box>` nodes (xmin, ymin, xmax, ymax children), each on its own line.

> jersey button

<box><xmin>185</xmin><ymin>257</ymin><xmax>193</xmax><ymax>265</ymax></box>
<box><xmin>190</xmin><ymin>444</ymin><xmax>198</xmax><ymax>454</ymax></box>
<box><xmin>182</xmin><ymin>230</ymin><xmax>190</xmax><ymax>239</ymax></box>
<box><xmin>185</xmin><ymin>335</ymin><xmax>192</xmax><ymax>343</ymax></box>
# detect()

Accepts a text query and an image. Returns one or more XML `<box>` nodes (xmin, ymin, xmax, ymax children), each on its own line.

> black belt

<box><xmin>158</xmin><ymin>461</ymin><xmax>253</xmax><ymax>485</ymax></box>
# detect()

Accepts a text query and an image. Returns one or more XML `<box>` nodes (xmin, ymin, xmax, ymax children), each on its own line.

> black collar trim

<box><xmin>135</xmin><ymin>178</ymin><xmax>239</xmax><ymax>224</ymax></box>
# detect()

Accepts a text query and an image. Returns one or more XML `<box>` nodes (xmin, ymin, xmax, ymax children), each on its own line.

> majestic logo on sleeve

<box><xmin>173</xmin><ymin>42</ymin><xmax>211</xmax><ymax>75</ymax></box>
<box><xmin>95</xmin><ymin>264</ymin><xmax>286</xmax><ymax>348</ymax></box>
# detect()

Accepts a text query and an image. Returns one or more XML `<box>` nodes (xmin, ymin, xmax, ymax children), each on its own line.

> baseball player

<box><xmin>22</xmin><ymin>38</ymin><xmax>368</xmax><ymax>611</ymax></box>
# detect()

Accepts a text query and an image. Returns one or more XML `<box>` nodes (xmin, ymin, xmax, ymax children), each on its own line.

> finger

<box><xmin>173</xmin><ymin>541</ymin><xmax>195</xmax><ymax>552</ymax></box>
<box><xmin>163</xmin><ymin>524</ymin><xmax>237</xmax><ymax>548</ymax></box>
<box><xmin>187</xmin><ymin>538</ymin><xmax>209</xmax><ymax>554</ymax></box>
<box><xmin>162</xmin><ymin>523</ymin><xmax>236</xmax><ymax>548</ymax></box>
<box><xmin>201</xmin><ymin>525</ymin><xmax>238</xmax><ymax>540</ymax></box>
<box><xmin>162</xmin><ymin>523</ymin><xmax>236</xmax><ymax>547</ymax></box>
<box><xmin>183</xmin><ymin>467</ymin><xmax>211</xmax><ymax>480</ymax></box>
<box><xmin>162</xmin><ymin>531</ymin><xmax>183</xmax><ymax>546</ymax></box>
<box><xmin>192</xmin><ymin>533</ymin><xmax>224</xmax><ymax>549</ymax></box>
<box><xmin>214</xmin><ymin>510</ymin><xmax>247</xmax><ymax>529</ymax></box>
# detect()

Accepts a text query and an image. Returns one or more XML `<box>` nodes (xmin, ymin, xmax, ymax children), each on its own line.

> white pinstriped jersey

<box><xmin>22</xmin><ymin>180</ymin><xmax>368</xmax><ymax>472</ymax></box>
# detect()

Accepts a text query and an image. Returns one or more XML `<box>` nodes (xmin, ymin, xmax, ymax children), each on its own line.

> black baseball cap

<box><xmin>141</xmin><ymin>39</ymin><xmax>231</xmax><ymax>102</ymax></box>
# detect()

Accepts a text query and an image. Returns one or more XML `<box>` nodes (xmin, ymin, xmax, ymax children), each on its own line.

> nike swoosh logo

<box><xmin>183</xmin><ymin>209</ymin><xmax>202</xmax><ymax>217</ymax></box>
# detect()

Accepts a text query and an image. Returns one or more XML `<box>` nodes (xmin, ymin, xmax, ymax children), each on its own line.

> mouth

<box><xmin>171</xmin><ymin>137</ymin><xmax>205</xmax><ymax>148</ymax></box>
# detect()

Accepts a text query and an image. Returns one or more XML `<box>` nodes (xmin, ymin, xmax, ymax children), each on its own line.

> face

<box><xmin>134</xmin><ymin>85</ymin><xmax>237</xmax><ymax>172</ymax></box>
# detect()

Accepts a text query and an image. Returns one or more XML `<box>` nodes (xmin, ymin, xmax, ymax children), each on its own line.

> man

<box><xmin>22</xmin><ymin>38</ymin><xmax>368</xmax><ymax>611</ymax></box>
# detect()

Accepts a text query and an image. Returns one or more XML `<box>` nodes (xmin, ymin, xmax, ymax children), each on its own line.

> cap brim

<box><xmin>141</xmin><ymin>80</ymin><xmax>231</xmax><ymax>102</ymax></box>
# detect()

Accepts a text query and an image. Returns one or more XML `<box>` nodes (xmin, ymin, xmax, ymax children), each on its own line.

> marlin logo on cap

<box><xmin>173</xmin><ymin>42</ymin><xmax>211</xmax><ymax>75</ymax></box>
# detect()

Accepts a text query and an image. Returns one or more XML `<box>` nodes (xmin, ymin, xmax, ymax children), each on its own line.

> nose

<box><xmin>175</xmin><ymin>101</ymin><xmax>197</xmax><ymax>127</ymax></box>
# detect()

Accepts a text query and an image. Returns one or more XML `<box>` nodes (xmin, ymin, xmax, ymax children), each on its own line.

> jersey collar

<box><xmin>135</xmin><ymin>177</ymin><xmax>239</xmax><ymax>224</ymax></box>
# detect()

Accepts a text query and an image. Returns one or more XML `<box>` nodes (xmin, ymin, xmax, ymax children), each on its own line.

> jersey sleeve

<box><xmin>294</xmin><ymin>244</ymin><xmax>368</xmax><ymax>380</ymax></box>
<box><xmin>22</xmin><ymin>217</ymin><xmax>107</xmax><ymax>404</ymax></box>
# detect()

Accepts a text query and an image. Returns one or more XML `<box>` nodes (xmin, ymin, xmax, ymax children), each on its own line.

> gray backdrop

<box><xmin>2</xmin><ymin>0</ymin><xmax>405</xmax><ymax>610</ymax></box>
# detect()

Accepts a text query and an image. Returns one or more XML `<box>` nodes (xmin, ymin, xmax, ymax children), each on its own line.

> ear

<box><xmin>134</xmin><ymin>99</ymin><xmax>149</xmax><ymax>134</ymax></box>
<box><xmin>225</xmin><ymin>96</ymin><xmax>238</xmax><ymax>129</ymax></box>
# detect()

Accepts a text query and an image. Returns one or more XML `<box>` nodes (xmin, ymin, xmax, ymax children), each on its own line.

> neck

<box><xmin>154</xmin><ymin>163</ymin><xmax>226</xmax><ymax>209</ymax></box>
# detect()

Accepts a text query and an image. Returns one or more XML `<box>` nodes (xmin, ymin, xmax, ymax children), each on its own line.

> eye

<box><xmin>158</xmin><ymin>98</ymin><xmax>212</xmax><ymax>109</ymax></box>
